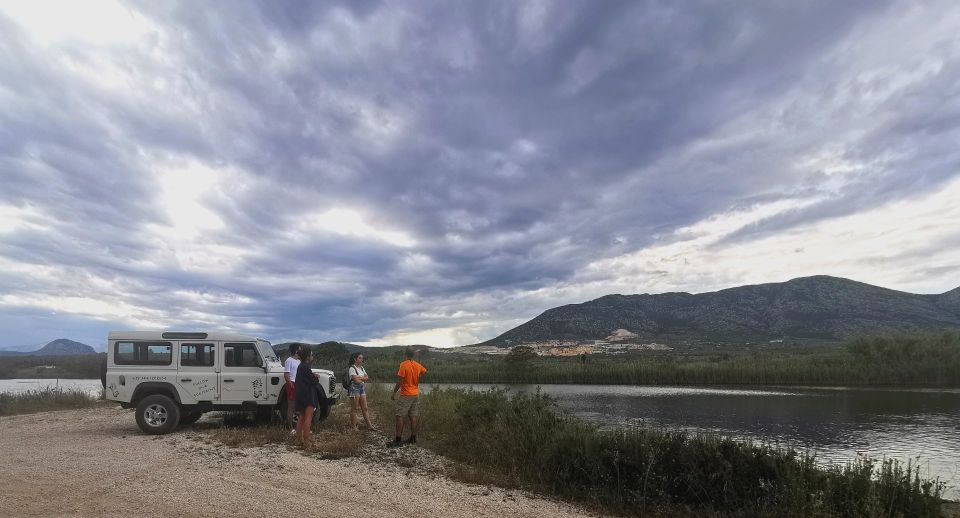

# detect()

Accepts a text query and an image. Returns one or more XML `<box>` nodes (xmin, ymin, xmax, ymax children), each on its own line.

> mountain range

<box><xmin>0</xmin><ymin>339</ymin><xmax>97</xmax><ymax>356</ymax></box>
<box><xmin>475</xmin><ymin>276</ymin><xmax>960</xmax><ymax>348</ymax></box>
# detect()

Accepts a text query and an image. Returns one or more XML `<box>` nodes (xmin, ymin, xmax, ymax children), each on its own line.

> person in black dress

<box><xmin>294</xmin><ymin>347</ymin><xmax>320</xmax><ymax>445</ymax></box>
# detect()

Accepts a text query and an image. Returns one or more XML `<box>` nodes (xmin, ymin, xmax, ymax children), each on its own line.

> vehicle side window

<box><xmin>223</xmin><ymin>343</ymin><xmax>261</xmax><ymax>368</ymax></box>
<box><xmin>115</xmin><ymin>341</ymin><xmax>172</xmax><ymax>365</ymax></box>
<box><xmin>180</xmin><ymin>343</ymin><xmax>215</xmax><ymax>367</ymax></box>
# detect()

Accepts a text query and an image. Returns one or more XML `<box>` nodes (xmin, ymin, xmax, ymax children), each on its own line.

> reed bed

<box><xmin>365</xmin><ymin>387</ymin><xmax>946</xmax><ymax>517</ymax></box>
<box><xmin>360</xmin><ymin>333</ymin><xmax>960</xmax><ymax>387</ymax></box>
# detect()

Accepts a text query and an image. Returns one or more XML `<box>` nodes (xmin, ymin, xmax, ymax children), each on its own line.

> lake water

<box><xmin>3</xmin><ymin>379</ymin><xmax>957</xmax><ymax>498</ymax></box>
<box><xmin>425</xmin><ymin>383</ymin><xmax>960</xmax><ymax>500</ymax></box>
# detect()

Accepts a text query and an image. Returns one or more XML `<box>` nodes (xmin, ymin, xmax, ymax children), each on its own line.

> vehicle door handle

<box><xmin>180</xmin><ymin>378</ymin><xmax>192</xmax><ymax>382</ymax></box>
<box><xmin>223</xmin><ymin>379</ymin><xmax>234</xmax><ymax>383</ymax></box>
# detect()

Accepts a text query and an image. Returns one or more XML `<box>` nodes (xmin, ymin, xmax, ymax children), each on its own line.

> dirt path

<box><xmin>0</xmin><ymin>405</ymin><xmax>593</xmax><ymax>518</ymax></box>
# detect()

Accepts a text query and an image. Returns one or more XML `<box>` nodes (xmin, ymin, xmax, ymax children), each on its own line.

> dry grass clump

<box><xmin>0</xmin><ymin>387</ymin><xmax>101</xmax><ymax>416</ymax></box>
<box><xmin>204</xmin><ymin>397</ymin><xmax>373</xmax><ymax>459</ymax></box>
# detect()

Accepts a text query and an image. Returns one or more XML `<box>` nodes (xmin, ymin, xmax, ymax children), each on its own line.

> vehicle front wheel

<box><xmin>313</xmin><ymin>400</ymin><xmax>330</xmax><ymax>425</ymax></box>
<box><xmin>254</xmin><ymin>405</ymin><xmax>275</xmax><ymax>423</ymax></box>
<box><xmin>135</xmin><ymin>395</ymin><xmax>181</xmax><ymax>435</ymax></box>
<box><xmin>179</xmin><ymin>410</ymin><xmax>204</xmax><ymax>426</ymax></box>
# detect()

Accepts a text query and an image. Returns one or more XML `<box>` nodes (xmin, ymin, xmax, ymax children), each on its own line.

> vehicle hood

<box><xmin>312</xmin><ymin>368</ymin><xmax>334</xmax><ymax>377</ymax></box>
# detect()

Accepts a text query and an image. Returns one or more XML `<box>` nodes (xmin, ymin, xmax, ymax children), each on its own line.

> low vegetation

<box><xmin>356</xmin><ymin>333</ymin><xmax>960</xmax><ymax>387</ymax></box>
<box><xmin>364</xmin><ymin>387</ymin><xmax>946</xmax><ymax>517</ymax></box>
<box><xmin>0</xmin><ymin>387</ymin><xmax>101</xmax><ymax>416</ymax></box>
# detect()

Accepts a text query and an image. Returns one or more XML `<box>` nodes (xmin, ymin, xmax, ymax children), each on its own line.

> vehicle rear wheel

<box><xmin>135</xmin><ymin>395</ymin><xmax>181</xmax><ymax>435</ymax></box>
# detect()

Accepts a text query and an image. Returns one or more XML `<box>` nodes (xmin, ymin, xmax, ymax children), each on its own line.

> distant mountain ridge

<box><xmin>476</xmin><ymin>276</ymin><xmax>960</xmax><ymax>348</ymax></box>
<box><xmin>0</xmin><ymin>339</ymin><xmax>97</xmax><ymax>356</ymax></box>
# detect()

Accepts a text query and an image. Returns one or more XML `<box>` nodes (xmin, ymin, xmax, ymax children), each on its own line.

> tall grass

<box><xmin>369</xmin><ymin>387</ymin><xmax>946</xmax><ymax>517</ymax></box>
<box><xmin>361</xmin><ymin>333</ymin><xmax>960</xmax><ymax>386</ymax></box>
<box><xmin>0</xmin><ymin>387</ymin><xmax>100</xmax><ymax>416</ymax></box>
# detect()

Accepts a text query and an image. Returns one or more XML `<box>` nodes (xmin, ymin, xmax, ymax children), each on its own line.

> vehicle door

<box><xmin>176</xmin><ymin>341</ymin><xmax>219</xmax><ymax>403</ymax></box>
<box><xmin>220</xmin><ymin>342</ymin><xmax>267</xmax><ymax>403</ymax></box>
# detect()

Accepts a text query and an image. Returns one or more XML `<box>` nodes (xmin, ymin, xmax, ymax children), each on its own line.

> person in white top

<box><xmin>348</xmin><ymin>352</ymin><xmax>376</xmax><ymax>431</ymax></box>
<box><xmin>283</xmin><ymin>343</ymin><xmax>302</xmax><ymax>430</ymax></box>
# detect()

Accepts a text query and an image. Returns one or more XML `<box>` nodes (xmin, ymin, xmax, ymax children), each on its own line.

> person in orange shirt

<box><xmin>390</xmin><ymin>347</ymin><xmax>427</xmax><ymax>446</ymax></box>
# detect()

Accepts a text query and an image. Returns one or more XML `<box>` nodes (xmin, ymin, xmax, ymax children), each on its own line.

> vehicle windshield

<box><xmin>256</xmin><ymin>340</ymin><xmax>278</xmax><ymax>363</ymax></box>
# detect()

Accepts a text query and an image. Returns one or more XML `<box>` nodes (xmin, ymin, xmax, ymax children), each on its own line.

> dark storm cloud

<box><xmin>129</xmin><ymin>0</ymin><xmax>886</xmax><ymax>250</ymax></box>
<box><xmin>1</xmin><ymin>0</ymin><xmax>958</xmax><ymax>346</ymax></box>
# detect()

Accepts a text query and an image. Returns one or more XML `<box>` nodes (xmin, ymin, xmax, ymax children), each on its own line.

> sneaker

<box><xmin>404</xmin><ymin>436</ymin><xmax>417</xmax><ymax>444</ymax></box>
<box><xmin>387</xmin><ymin>438</ymin><xmax>403</xmax><ymax>448</ymax></box>
<box><xmin>289</xmin><ymin>428</ymin><xmax>296</xmax><ymax>435</ymax></box>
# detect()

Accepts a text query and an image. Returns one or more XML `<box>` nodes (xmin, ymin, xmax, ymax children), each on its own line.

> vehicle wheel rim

<box><xmin>144</xmin><ymin>404</ymin><xmax>168</xmax><ymax>427</ymax></box>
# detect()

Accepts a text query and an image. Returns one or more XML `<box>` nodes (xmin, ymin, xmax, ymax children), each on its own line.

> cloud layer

<box><xmin>1</xmin><ymin>0</ymin><xmax>959</xmax><ymax>349</ymax></box>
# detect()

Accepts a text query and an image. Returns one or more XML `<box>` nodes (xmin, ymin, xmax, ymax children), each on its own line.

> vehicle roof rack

<box><xmin>161</xmin><ymin>332</ymin><xmax>209</xmax><ymax>340</ymax></box>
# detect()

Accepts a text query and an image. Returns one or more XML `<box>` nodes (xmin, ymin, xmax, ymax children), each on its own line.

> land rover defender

<box><xmin>103</xmin><ymin>331</ymin><xmax>339</xmax><ymax>434</ymax></box>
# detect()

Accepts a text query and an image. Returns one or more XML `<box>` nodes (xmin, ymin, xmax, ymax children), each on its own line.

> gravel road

<box><xmin>0</xmin><ymin>405</ymin><xmax>593</xmax><ymax>518</ymax></box>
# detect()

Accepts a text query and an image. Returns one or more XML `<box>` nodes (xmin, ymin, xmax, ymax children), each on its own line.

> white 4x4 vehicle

<box><xmin>103</xmin><ymin>331</ymin><xmax>339</xmax><ymax>434</ymax></box>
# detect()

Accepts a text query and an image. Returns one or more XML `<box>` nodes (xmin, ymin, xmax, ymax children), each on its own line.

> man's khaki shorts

<box><xmin>395</xmin><ymin>395</ymin><xmax>420</xmax><ymax>417</ymax></box>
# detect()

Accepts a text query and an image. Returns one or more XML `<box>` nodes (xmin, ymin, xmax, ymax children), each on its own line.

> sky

<box><xmin>1</xmin><ymin>0</ymin><xmax>959</xmax><ymax>351</ymax></box>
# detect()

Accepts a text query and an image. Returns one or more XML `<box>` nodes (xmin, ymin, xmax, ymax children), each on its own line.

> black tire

<box><xmin>135</xmin><ymin>394</ymin><xmax>181</xmax><ymax>435</ymax></box>
<box><xmin>179</xmin><ymin>410</ymin><xmax>204</xmax><ymax>426</ymax></box>
<box><xmin>254</xmin><ymin>405</ymin><xmax>274</xmax><ymax>423</ymax></box>
<box><xmin>277</xmin><ymin>393</ymin><xmax>291</xmax><ymax>424</ymax></box>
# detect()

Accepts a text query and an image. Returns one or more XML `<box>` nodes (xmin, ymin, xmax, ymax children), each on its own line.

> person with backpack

<box><xmin>347</xmin><ymin>352</ymin><xmax>377</xmax><ymax>431</ymax></box>
<box><xmin>294</xmin><ymin>347</ymin><xmax>320</xmax><ymax>446</ymax></box>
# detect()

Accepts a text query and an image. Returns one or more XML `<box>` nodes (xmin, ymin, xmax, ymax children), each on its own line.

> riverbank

<box><xmin>2</xmin><ymin>396</ymin><xmax>955</xmax><ymax>517</ymax></box>
<box><xmin>0</xmin><ymin>404</ymin><xmax>592</xmax><ymax>518</ymax></box>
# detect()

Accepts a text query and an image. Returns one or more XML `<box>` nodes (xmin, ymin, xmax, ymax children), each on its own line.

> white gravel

<box><xmin>0</xmin><ymin>405</ymin><xmax>594</xmax><ymax>518</ymax></box>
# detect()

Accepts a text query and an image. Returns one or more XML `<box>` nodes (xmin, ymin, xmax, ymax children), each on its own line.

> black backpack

<box><xmin>341</xmin><ymin>367</ymin><xmax>352</xmax><ymax>391</ymax></box>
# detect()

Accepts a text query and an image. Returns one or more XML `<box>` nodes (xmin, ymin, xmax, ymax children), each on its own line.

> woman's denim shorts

<box><xmin>349</xmin><ymin>383</ymin><xmax>366</xmax><ymax>398</ymax></box>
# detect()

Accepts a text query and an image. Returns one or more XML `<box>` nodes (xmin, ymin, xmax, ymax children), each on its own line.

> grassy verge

<box><xmin>0</xmin><ymin>387</ymin><xmax>101</xmax><ymax>416</ymax></box>
<box><xmin>364</xmin><ymin>386</ymin><xmax>947</xmax><ymax>517</ymax></box>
